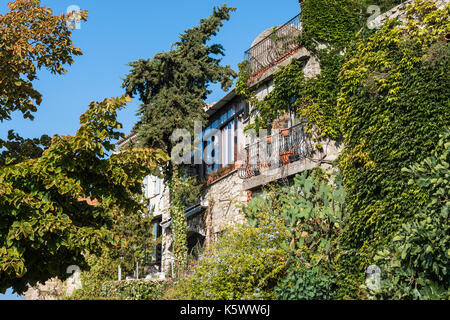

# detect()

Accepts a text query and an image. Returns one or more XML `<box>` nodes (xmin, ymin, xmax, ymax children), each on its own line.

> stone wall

<box><xmin>202</xmin><ymin>170</ymin><xmax>248</xmax><ymax>245</ymax></box>
<box><xmin>369</xmin><ymin>0</ymin><xmax>448</xmax><ymax>29</ymax></box>
<box><xmin>24</xmin><ymin>270</ymin><xmax>81</xmax><ymax>300</ymax></box>
<box><xmin>160</xmin><ymin>170</ymin><xmax>248</xmax><ymax>276</ymax></box>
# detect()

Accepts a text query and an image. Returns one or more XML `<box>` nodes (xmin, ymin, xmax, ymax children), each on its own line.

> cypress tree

<box><xmin>123</xmin><ymin>4</ymin><xmax>237</xmax><ymax>180</ymax></box>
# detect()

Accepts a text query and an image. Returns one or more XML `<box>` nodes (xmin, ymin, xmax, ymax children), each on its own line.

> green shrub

<box><xmin>69</xmin><ymin>253</ymin><xmax>119</xmax><ymax>300</ymax></box>
<box><xmin>275</xmin><ymin>265</ymin><xmax>336</xmax><ymax>300</ymax></box>
<box><xmin>164</xmin><ymin>223</ymin><xmax>287</xmax><ymax>300</ymax></box>
<box><xmin>100</xmin><ymin>279</ymin><xmax>170</xmax><ymax>300</ymax></box>
<box><xmin>245</xmin><ymin>170</ymin><xmax>347</xmax><ymax>300</ymax></box>
<box><xmin>272</xmin><ymin>170</ymin><xmax>346</xmax><ymax>300</ymax></box>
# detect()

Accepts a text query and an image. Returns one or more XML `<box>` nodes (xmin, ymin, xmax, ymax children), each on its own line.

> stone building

<box><xmin>24</xmin><ymin>0</ymin><xmax>448</xmax><ymax>299</ymax></box>
<box><xmin>121</xmin><ymin>8</ymin><xmax>343</xmax><ymax>277</ymax></box>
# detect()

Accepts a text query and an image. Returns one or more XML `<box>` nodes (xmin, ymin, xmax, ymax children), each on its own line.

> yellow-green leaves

<box><xmin>0</xmin><ymin>95</ymin><xmax>168</xmax><ymax>294</ymax></box>
<box><xmin>0</xmin><ymin>0</ymin><xmax>88</xmax><ymax>121</ymax></box>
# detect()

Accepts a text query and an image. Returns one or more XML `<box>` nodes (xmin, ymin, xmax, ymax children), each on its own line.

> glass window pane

<box><xmin>228</xmin><ymin>107</ymin><xmax>235</xmax><ymax>119</ymax></box>
<box><xmin>220</xmin><ymin>113</ymin><xmax>227</xmax><ymax>125</ymax></box>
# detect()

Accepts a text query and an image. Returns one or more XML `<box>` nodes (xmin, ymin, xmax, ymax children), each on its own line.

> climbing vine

<box><xmin>169</xmin><ymin>170</ymin><xmax>203</xmax><ymax>278</ymax></box>
<box><xmin>235</xmin><ymin>0</ymin><xmax>394</xmax><ymax>139</ymax></box>
<box><xmin>235</xmin><ymin>0</ymin><xmax>449</xmax><ymax>299</ymax></box>
<box><xmin>336</xmin><ymin>0</ymin><xmax>450</xmax><ymax>297</ymax></box>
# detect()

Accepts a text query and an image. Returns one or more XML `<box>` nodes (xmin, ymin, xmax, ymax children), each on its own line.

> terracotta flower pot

<box><xmin>281</xmin><ymin>128</ymin><xmax>290</xmax><ymax>137</ymax></box>
<box><xmin>280</xmin><ymin>151</ymin><xmax>293</xmax><ymax>165</ymax></box>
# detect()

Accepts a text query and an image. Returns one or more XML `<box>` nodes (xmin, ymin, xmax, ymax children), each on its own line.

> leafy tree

<box><xmin>0</xmin><ymin>0</ymin><xmax>87</xmax><ymax>121</ymax></box>
<box><xmin>0</xmin><ymin>95</ymin><xmax>169</xmax><ymax>294</ymax></box>
<box><xmin>0</xmin><ymin>1</ymin><xmax>169</xmax><ymax>294</ymax></box>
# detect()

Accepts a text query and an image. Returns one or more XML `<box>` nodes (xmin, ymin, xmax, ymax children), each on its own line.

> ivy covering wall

<box><xmin>337</xmin><ymin>0</ymin><xmax>450</xmax><ymax>296</ymax></box>
<box><xmin>235</xmin><ymin>0</ymin><xmax>449</xmax><ymax>299</ymax></box>
<box><xmin>237</xmin><ymin>0</ymin><xmax>403</xmax><ymax>139</ymax></box>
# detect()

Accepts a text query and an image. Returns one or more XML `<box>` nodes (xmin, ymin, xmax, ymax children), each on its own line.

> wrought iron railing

<box><xmin>238</xmin><ymin>123</ymin><xmax>311</xmax><ymax>180</ymax></box>
<box><xmin>244</xmin><ymin>13</ymin><xmax>302</xmax><ymax>76</ymax></box>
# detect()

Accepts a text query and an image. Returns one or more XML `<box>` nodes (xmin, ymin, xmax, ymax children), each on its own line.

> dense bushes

<box><xmin>100</xmin><ymin>280</ymin><xmax>170</xmax><ymax>300</ymax></box>
<box><xmin>163</xmin><ymin>170</ymin><xmax>348</xmax><ymax>300</ymax></box>
<box><xmin>275</xmin><ymin>265</ymin><xmax>336</xmax><ymax>300</ymax></box>
<box><xmin>163</xmin><ymin>223</ymin><xmax>287</xmax><ymax>300</ymax></box>
<box><xmin>271</xmin><ymin>171</ymin><xmax>347</xmax><ymax>300</ymax></box>
<box><xmin>69</xmin><ymin>253</ymin><xmax>119</xmax><ymax>300</ymax></box>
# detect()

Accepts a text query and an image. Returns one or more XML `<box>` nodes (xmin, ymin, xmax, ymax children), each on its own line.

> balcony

<box><xmin>244</xmin><ymin>13</ymin><xmax>303</xmax><ymax>78</ymax></box>
<box><xmin>237</xmin><ymin>123</ymin><xmax>311</xmax><ymax>181</ymax></box>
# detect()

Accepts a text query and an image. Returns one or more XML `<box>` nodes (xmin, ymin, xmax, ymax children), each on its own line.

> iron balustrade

<box><xmin>237</xmin><ymin>123</ymin><xmax>311</xmax><ymax>180</ymax></box>
<box><xmin>244</xmin><ymin>13</ymin><xmax>302</xmax><ymax>75</ymax></box>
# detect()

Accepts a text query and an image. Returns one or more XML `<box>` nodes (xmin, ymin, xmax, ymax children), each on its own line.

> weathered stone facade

<box><xmin>24</xmin><ymin>268</ymin><xmax>81</xmax><ymax>300</ymax></box>
<box><xmin>202</xmin><ymin>170</ymin><xmax>248</xmax><ymax>241</ymax></box>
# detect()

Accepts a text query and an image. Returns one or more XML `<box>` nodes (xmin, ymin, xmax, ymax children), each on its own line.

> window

<box><xmin>143</xmin><ymin>175</ymin><xmax>162</xmax><ymax>198</ymax></box>
<box><xmin>202</xmin><ymin>102</ymin><xmax>244</xmax><ymax>175</ymax></box>
<box><xmin>221</xmin><ymin>119</ymin><xmax>235</xmax><ymax>165</ymax></box>
<box><xmin>142</xmin><ymin>176</ymin><xmax>150</xmax><ymax>198</ymax></box>
<box><xmin>152</xmin><ymin>176</ymin><xmax>161</xmax><ymax>195</ymax></box>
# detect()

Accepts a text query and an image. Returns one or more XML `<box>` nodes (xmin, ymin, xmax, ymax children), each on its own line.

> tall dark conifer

<box><xmin>123</xmin><ymin>5</ymin><xmax>237</xmax><ymax>274</ymax></box>
<box><xmin>123</xmin><ymin>4</ymin><xmax>237</xmax><ymax>181</ymax></box>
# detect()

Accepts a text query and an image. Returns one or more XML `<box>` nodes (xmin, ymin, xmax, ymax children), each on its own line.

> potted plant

<box><xmin>280</xmin><ymin>151</ymin><xmax>294</xmax><ymax>165</ymax></box>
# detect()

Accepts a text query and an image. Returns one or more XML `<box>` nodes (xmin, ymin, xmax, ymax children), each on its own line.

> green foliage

<box><xmin>109</xmin><ymin>207</ymin><xmax>158</xmax><ymax>272</ymax></box>
<box><xmin>371</xmin><ymin>129</ymin><xmax>450</xmax><ymax>300</ymax></box>
<box><xmin>0</xmin><ymin>0</ymin><xmax>88</xmax><ymax>121</ymax></box>
<box><xmin>100</xmin><ymin>280</ymin><xmax>170</xmax><ymax>300</ymax></box>
<box><xmin>68</xmin><ymin>204</ymin><xmax>160</xmax><ymax>300</ymax></box>
<box><xmin>235</xmin><ymin>60</ymin><xmax>252</xmax><ymax>99</ymax></box>
<box><xmin>0</xmin><ymin>130</ymin><xmax>51</xmax><ymax>167</ymax></box>
<box><xmin>275</xmin><ymin>265</ymin><xmax>336</xmax><ymax>300</ymax></box>
<box><xmin>68</xmin><ymin>253</ymin><xmax>119</xmax><ymax>300</ymax></box>
<box><xmin>0</xmin><ymin>95</ymin><xmax>169</xmax><ymax>294</ymax></box>
<box><xmin>164</xmin><ymin>223</ymin><xmax>287</xmax><ymax>300</ymax></box>
<box><xmin>336</xmin><ymin>0</ymin><xmax>450</xmax><ymax>297</ymax></box>
<box><xmin>123</xmin><ymin>4</ymin><xmax>236</xmax><ymax>167</ymax></box>
<box><xmin>236</xmin><ymin>1</ymin><xmax>408</xmax><ymax>139</ymax></box>
<box><xmin>300</xmin><ymin>0</ymin><xmax>360</xmax><ymax>48</ymax></box>
<box><xmin>166</xmin><ymin>170</ymin><xmax>347</xmax><ymax>301</ymax></box>
<box><xmin>243</xmin><ymin>170</ymin><xmax>347</xmax><ymax>300</ymax></box>
<box><xmin>278</xmin><ymin>171</ymin><xmax>346</xmax><ymax>263</ymax></box>
<box><xmin>169</xmin><ymin>171</ymin><xmax>203</xmax><ymax>277</ymax></box>
<box><xmin>258</xmin><ymin>170</ymin><xmax>347</xmax><ymax>300</ymax></box>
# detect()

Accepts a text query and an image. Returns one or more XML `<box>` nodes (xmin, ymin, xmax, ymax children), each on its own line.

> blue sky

<box><xmin>0</xmin><ymin>0</ymin><xmax>300</xmax><ymax>300</ymax></box>
<box><xmin>0</xmin><ymin>0</ymin><xmax>301</xmax><ymax>142</ymax></box>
